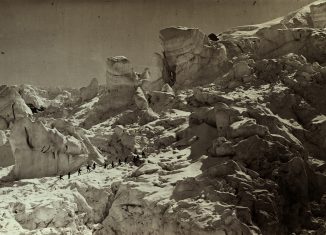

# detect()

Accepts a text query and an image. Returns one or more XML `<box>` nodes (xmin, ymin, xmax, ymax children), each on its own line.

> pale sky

<box><xmin>0</xmin><ymin>0</ymin><xmax>316</xmax><ymax>87</ymax></box>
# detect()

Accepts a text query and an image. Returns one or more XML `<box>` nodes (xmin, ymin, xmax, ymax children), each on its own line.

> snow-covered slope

<box><xmin>1</xmin><ymin>1</ymin><xmax>326</xmax><ymax>235</ymax></box>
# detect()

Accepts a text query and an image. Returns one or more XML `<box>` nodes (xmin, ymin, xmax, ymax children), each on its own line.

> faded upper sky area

<box><xmin>0</xmin><ymin>0</ymin><xmax>316</xmax><ymax>87</ymax></box>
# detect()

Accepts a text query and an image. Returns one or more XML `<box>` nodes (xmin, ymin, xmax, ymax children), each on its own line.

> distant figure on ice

<box><xmin>86</xmin><ymin>164</ymin><xmax>91</xmax><ymax>172</ymax></box>
<box><xmin>118</xmin><ymin>159</ymin><xmax>122</xmax><ymax>165</ymax></box>
<box><xmin>142</xmin><ymin>151</ymin><xmax>146</xmax><ymax>158</ymax></box>
<box><xmin>124</xmin><ymin>157</ymin><xmax>128</xmax><ymax>163</ymax></box>
<box><xmin>104</xmin><ymin>161</ymin><xmax>107</xmax><ymax>169</ymax></box>
<box><xmin>93</xmin><ymin>162</ymin><xmax>96</xmax><ymax>170</ymax></box>
<box><xmin>78</xmin><ymin>168</ymin><xmax>82</xmax><ymax>175</ymax></box>
<box><xmin>111</xmin><ymin>161</ymin><xmax>115</xmax><ymax>168</ymax></box>
<box><xmin>59</xmin><ymin>175</ymin><xmax>63</xmax><ymax>180</ymax></box>
<box><xmin>68</xmin><ymin>172</ymin><xmax>71</xmax><ymax>179</ymax></box>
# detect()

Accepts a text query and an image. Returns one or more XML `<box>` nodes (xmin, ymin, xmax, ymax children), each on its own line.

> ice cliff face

<box><xmin>0</xmin><ymin>85</ymin><xmax>32</xmax><ymax>129</ymax></box>
<box><xmin>159</xmin><ymin>27</ymin><xmax>228</xmax><ymax>88</ymax></box>
<box><xmin>105</xmin><ymin>56</ymin><xmax>138</xmax><ymax>109</ymax></box>
<box><xmin>10</xmin><ymin>118</ymin><xmax>88</xmax><ymax>179</ymax></box>
<box><xmin>1</xmin><ymin>1</ymin><xmax>326</xmax><ymax>235</ymax></box>
<box><xmin>310</xmin><ymin>1</ymin><xmax>326</xmax><ymax>28</ymax></box>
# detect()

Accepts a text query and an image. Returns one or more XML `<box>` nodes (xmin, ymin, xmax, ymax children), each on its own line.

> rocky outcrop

<box><xmin>159</xmin><ymin>27</ymin><xmax>228</xmax><ymax>87</ymax></box>
<box><xmin>80</xmin><ymin>78</ymin><xmax>99</xmax><ymax>102</ymax></box>
<box><xmin>9</xmin><ymin>118</ymin><xmax>88</xmax><ymax>179</ymax></box>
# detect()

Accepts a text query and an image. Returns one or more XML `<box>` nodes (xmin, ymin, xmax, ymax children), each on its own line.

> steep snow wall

<box><xmin>0</xmin><ymin>85</ymin><xmax>32</xmax><ymax>129</ymax></box>
<box><xmin>9</xmin><ymin>118</ymin><xmax>88</xmax><ymax>179</ymax></box>
<box><xmin>160</xmin><ymin>27</ymin><xmax>228</xmax><ymax>88</ymax></box>
<box><xmin>310</xmin><ymin>1</ymin><xmax>326</xmax><ymax>28</ymax></box>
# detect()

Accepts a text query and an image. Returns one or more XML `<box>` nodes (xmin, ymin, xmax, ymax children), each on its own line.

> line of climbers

<box><xmin>58</xmin><ymin>151</ymin><xmax>146</xmax><ymax>180</ymax></box>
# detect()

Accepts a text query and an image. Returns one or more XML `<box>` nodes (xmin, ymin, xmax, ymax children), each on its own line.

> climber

<box><xmin>124</xmin><ymin>157</ymin><xmax>128</xmax><ymax>163</ymax></box>
<box><xmin>68</xmin><ymin>172</ymin><xmax>71</xmax><ymax>179</ymax></box>
<box><xmin>111</xmin><ymin>161</ymin><xmax>115</xmax><ymax>168</ymax></box>
<box><xmin>59</xmin><ymin>175</ymin><xmax>63</xmax><ymax>180</ymax></box>
<box><xmin>93</xmin><ymin>162</ymin><xmax>96</xmax><ymax>170</ymax></box>
<box><xmin>86</xmin><ymin>164</ymin><xmax>91</xmax><ymax>172</ymax></box>
<box><xmin>104</xmin><ymin>161</ymin><xmax>107</xmax><ymax>169</ymax></box>
<box><xmin>142</xmin><ymin>151</ymin><xmax>146</xmax><ymax>158</ymax></box>
<box><xmin>78</xmin><ymin>168</ymin><xmax>82</xmax><ymax>175</ymax></box>
<box><xmin>118</xmin><ymin>159</ymin><xmax>122</xmax><ymax>165</ymax></box>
